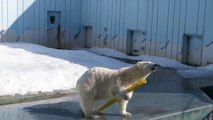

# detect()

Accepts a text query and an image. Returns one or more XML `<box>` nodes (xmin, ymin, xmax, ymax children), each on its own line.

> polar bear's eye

<box><xmin>145</xmin><ymin>63</ymin><xmax>150</xmax><ymax>65</ymax></box>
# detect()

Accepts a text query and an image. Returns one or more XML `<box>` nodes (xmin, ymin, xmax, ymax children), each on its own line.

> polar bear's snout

<box><xmin>150</xmin><ymin>64</ymin><xmax>159</xmax><ymax>72</ymax></box>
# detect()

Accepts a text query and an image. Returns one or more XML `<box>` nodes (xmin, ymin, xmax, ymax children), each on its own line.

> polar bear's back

<box><xmin>77</xmin><ymin>67</ymin><xmax>116</xmax><ymax>89</ymax></box>
<box><xmin>76</xmin><ymin>67</ymin><xmax>117</xmax><ymax>100</ymax></box>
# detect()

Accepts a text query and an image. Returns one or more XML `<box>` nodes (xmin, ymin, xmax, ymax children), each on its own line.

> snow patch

<box><xmin>0</xmin><ymin>43</ymin><xmax>129</xmax><ymax>96</ymax></box>
<box><xmin>1</xmin><ymin>43</ymin><xmax>213</xmax><ymax>96</ymax></box>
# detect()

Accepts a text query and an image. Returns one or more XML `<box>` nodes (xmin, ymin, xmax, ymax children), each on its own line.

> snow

<box><xmin>0</xmin><ymin>43</ymin><xmax>129</xmax><ymax>96</ymax></box>
<box><xmin>1</xmin><ymin>43</ymin><xmax>213</xmax><ymax>96</ymax></box>
<box><xmin>88</xmin><ymin>47</ymin><xmax>213</xmax><ymax>78</ymax></box>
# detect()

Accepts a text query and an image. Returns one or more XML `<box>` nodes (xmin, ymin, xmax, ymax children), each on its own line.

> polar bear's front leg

<box><xmin>116</xmin><ymin>92</ymin><xmax>133</xmax><ymax>117</ymax></box>
<box><xmin>118</xmin><ymin>100</ymin><xmax>132</xmax><ymax>117</ymax></box>
<box><xmin>115</xmin><ymin>90</ymin><xmax>133</xmax><ymax>101</ymax></box>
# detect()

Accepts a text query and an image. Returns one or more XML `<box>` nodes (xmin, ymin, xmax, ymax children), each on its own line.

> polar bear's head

<box><xmin>135</xmin><ymin>61</ymin><xmax>159</xmax><ymax>75</ymax></box>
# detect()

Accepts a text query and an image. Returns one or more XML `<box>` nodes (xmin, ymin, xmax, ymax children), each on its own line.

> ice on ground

<box><xmin>0</xmin><ymin>43</ymin><xmax>129</xmax><ymax>96</ymax></box>
<box><xmin>177</xmin><ymin>64</ymin><xmax>213</xmax><ymax>78</ymax></box>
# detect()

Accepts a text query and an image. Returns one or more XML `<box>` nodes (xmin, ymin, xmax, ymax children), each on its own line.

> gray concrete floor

<box><xmin>0</xmin><ymin>68</ymin><xmax>212</xmax><ymax>120</ymax></box>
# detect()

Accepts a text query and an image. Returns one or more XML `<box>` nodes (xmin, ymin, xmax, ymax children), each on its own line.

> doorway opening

<box><xmin>182</xmin><ymin>34</ymin><xmax>203</xmax><ymax>66</ymax></box>
<box><xmin>127</xmin><ymin>30</ymin><xmax>145</xmax><ymax>55</ymax></box>
<box><xmin>83</xmin><ymin>26</ymin><xmax>92</xmax><ymax>48</ymax></box>
<box><xmin>47</xmin><ymin>11</ymin><xmax>61</xmax><ymax>49</ymax></box>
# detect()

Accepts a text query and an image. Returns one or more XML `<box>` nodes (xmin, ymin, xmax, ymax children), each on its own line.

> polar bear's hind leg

<box><xmin>79</xmin><ymin>95</ymin><xmax>99</xmax><ymax>118</ymax></box>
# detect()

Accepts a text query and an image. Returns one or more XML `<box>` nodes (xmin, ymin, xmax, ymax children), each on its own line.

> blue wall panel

<box><xmin>125</xmin><ymin>0</ymin><xmax>137</xmax><ymax>30</ymax></box>
<box><xmin>150</xmin><ymin>0</ymin><xmax>159</xmax><ymax>56</ymax></box>
<box><xmin>0</xmin><ymin>0</ymin><xmax>81</xmax><ymax>49</ymax></box>
<box><xmin>156</xmin><ymin>0</ymin><xmax>170</xmax><ymax>57</ymax></box>
<box><xmin>137</xmin><ymin>0</ymin><xmax>148</xmax><ymax>31</ymax></box>
<box><xmin>185</xmin><ymin>0</ymin><xmax>199</xmax><ymax>34</ymax></box>
<box><xmin>80</xmin><ymin>0</ymin><xmax>213</xmax><ymax>65</ymax></box>
<box><xmin>7</xmin><ymin>0</ymin><xmax>18</xmax><ymax>42</ymax></box>
<box><xmin>171</xmin><ymin>0</ymin><xmax>181</xmax><ymax>60</ymax></box>
<box><xmin>203</xmin><ymin>0</ymin><xmax>213</xmax><ymax>64</ymax></box>
<box><xmin>0</xmin><ymin>0</ymin><xmax>212</xmax><ymax>65</ymax></box>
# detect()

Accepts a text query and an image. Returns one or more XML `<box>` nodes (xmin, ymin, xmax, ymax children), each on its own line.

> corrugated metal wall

<box><xmin>0</xmin><ymin>0</ymin><xmax>81</xmax><ymax>49</ymax></box>
<box><xmin>203</xmin><ymin>0</ymin><xmax>213</xmax><ymax>65</ymax></box>
<box><xmin>0</xmin><ymin>0</ymin><xmax>213</xmax><ymax>65</ymax></box>
<box><xmin>81</xmin><ymin>0</ymin><xmax>213</xmax><ymax>65</ymax></box>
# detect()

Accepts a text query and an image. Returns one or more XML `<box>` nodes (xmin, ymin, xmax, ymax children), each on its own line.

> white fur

<box><xmin>76</xmin><ymin>61</ymin><xmax>156</xmax><ymax>118</ymax></box>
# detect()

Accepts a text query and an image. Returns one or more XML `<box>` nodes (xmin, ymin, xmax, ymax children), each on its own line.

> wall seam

<box><xmin>106</xmin><ymin>0</ymin><xmax>109</xmax><ymax>47</ymax></box>
<box><xmin>23</xmin><ymin>0</ymin><xmax>24</xmax><ymax>42</ymax></box>
<box><xmin>145</xmin><ymin>0</ymin><xmax>149</xmax><ymax>54</ymax></box>
<box><xmin>114</xmin><ymin>0</ymin><xmax>118</xmax><ymax>49</ymax></box>
<box><xmin>110</xmin><ymin>0</ymin><xmax>113</xmax><ymax>48</ymax></box>
<box><xmin>196</xmin><ymin>0</ymin><xmax>201</xmax><ymax>34</ymax></box>
<box><xmin>64</xmin><ymin>0</ymin><xmax>67</xmax><ymax>48</ymax></box>
<box><xmin>6</xmin><ymin>0</ymin><xmax>8</xmax><ymax>41</ymax></box>
<box><xmin>136</xmin><ymin>0</ymin><xmax>139</xmax><ymax>29</ymax></box>
<box><xmin>183</xmin><ymin>0</ymin><xmax>188</xmax><ymax>33</ymax></box>
<box><xmin>176</xmin><ymin>0</ymin><xmax>182</xmax><ymax>60</ymax></box>
<box><xmin>33</xmin><ymin>0</ymin><xmax>35</xmax><ymax>43</ymax></box>
<box><xmin>117</xmin><ymin>0</ymin><xmax>121</xmax><ymax>50</ymax></box>
<box><xmin>122</xmin><ymin>0</ymin><xmax>126</xmax><ymax>52</ymax></box>
<box><xmin>17</xmin><ymin>0</ymin><xmax>19</xmax><ymax>42</ymax></box>
<box><xmin>98</xmin><ymin>0</ymin><xmax>102</xmax><ymax>47</ymax></box>
<box><xmin>95</xmin><ymin>0</ymin><xmax>98</xmax><ymax>47</ymax></box>
<box><xmin>149</xmin><ymin>0</ymin><xmax>154</xmax><ymax>55</ymax></box>
<box><xmin>165</xmin><ymin>0</ymin><xmax>171</xmax><ymax>57</ymax></box>
<box><xmin>1</xmin><ymin>0</ymin><xmax>3</xmax><ymax>42</ymax></box>
<box><xmin>201</xmin><ymin>0</ymin><xmax>208</xmax><ymax>65</ymax></box>
<box><xmin>171</xmin><ymin>0</ymin><xmax>176</xmax><ymax>59</ymax></box>
<box><xmin>70</xmin><ymin>0</ymin><xmax>72</xmax><ymax>47</ymax></box>
<box><xmin>44</xmin><ymin>0</ymin><xmax>46</xmax><ymax>46</ymax></box>
<box><xmin>154</xmin><ymin>0</ymin><xmax>160</xmax><ymax>56</ymax></box>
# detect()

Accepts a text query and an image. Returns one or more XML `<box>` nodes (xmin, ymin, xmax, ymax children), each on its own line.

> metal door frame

<box><xmin>83</xmin><ymin>26</ymin><xmax>93</xmax><ymax>48</ymax></box>
<box><xmin>47</xmin><ymin>11</ymin><xmax>61</xmax><ymax>48</ymax></box>
<box><xmin>127</xmin><ymin>29</ymin><xmax>143</xmax><ymax>55</ymax></box>
<box><xmin>182</xmin><ymin>34</ymin><xmax>203</xmax><ymax>66</ymax></box>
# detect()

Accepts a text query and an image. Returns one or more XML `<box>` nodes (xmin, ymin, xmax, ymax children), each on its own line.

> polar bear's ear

<box><xmin>135</xmin><ymin>62</ymin><xmax>141</xmax><ymax>69</ymax></box>
<box><xmin>137</xmin><ymin>61</ymin><xmax>141</xmax><ymax>64</ymax></box>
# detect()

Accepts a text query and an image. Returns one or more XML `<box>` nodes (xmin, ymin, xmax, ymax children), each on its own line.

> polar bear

<box><xmin>76</xmin><ymin>61</ymin><xmax>158</xmax><ymax>118</ymax></box>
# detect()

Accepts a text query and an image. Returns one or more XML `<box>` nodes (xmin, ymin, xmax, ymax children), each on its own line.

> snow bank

<box><xmin>1</xmin><ymin>43</ymin><xmax>212</xmax><ymax>96</ymax></box>
<box><xmin>88</xmin><ymin>47</ymin><xmax>192</xmax><ymax>69</ymax></box>
<box><xmin>0</xmin><ymin>43</ymin><xmax>129</xmax><ymax>96</ymax></box>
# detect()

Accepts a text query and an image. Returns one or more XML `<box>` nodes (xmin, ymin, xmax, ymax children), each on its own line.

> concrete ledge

<box><xmin>0</xmin><ymin>90</ymin><xmax>75</xmax><ymax>105</ymax></box>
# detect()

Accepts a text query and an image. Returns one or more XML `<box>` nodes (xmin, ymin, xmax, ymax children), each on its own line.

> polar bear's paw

<box><xmin>90</xmin><ymin>111</ymin><xmax>100</xmax><ymax>119</ymax></box>
<box><xmin>90</xmin><ymin>114</ymin><xmax>99</xmax><ymax>119</ymax></box>
<box><xmin>122</xmin><ymin>112</ymin><xmax>132</xmax><ymax>118</ymax></box>
<box><xmin>84</xmin><ymin>114</ymin><xmax>99</xmax><ymax>119</ymax></box>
